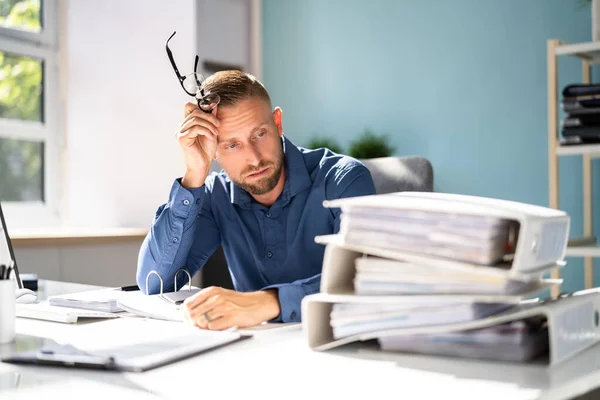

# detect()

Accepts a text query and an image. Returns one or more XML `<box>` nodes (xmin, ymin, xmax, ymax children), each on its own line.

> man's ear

<box><xmin>273</xmin><ymin>107</ymin><xmax>283</xmax><ymax>137</ymax></box>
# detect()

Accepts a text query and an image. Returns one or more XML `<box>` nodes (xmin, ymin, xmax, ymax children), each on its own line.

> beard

<box><xmin>233</xmin><ymin>149</ymin><xmax>285</xmax><ymax>196</ymax></box>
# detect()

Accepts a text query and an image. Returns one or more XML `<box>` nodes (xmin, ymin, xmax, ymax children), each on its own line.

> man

<box><xmin>137</xmin><ymin>70</ymin><xmax>376</xmax><ymax>330</ymax></box>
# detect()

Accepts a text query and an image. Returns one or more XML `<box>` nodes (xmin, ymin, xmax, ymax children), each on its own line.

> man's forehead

<box><xmin>218</xmin><ymin>98</ymin><xmax>271</xmax><ymax>119</ymax></box>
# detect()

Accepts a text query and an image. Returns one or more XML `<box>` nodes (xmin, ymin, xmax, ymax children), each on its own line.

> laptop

<box><xmin>0</xmin><ymin>202</ymin><xmax>25</xmax><ymax>291</ymax></box>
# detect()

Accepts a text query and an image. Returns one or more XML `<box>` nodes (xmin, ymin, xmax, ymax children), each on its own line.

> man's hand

<box><xmin>177</xmin><ymin>102</ymin><xmax>220</xmax><ymax>188</ymax></box>
<box><xmin>182</xmin><ymin>286</ymin><xmax>281</xmax><ymax>330</ymax></box>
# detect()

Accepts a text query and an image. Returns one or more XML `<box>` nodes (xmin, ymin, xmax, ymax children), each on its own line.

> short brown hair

<box><xmin>202</xmin><ymin>70</ymin><xmax>271</xmax><ymax>108</ymax></box>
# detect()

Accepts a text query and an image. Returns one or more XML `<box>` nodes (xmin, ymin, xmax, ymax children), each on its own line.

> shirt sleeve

<box><xmin>137</xmin><ymin>177</ymin><xmax>221</xmax><ymax>294</ymax></box>
<box><xmin>263</xmin><ymin>162</ymin><xmax>377</xmax><ymax>323</ymax></box>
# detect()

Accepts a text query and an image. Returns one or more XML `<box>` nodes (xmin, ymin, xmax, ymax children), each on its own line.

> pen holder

<box><xmin>0</xmin><ymin>279</ymin><xmax>16</xmax><ymax>344</ymax></box>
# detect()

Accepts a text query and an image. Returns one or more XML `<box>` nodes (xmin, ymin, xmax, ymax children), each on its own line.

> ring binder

<box><xmin>146</xmin><ymin>270</ymin><xmax>164</xmax><ymax>295</ymax></box>
<box><xmin>144</xmin><ymin>269</ymin><xmax>201</xmax><ymax>305</ymax></box>
<box><xmin>146</xmin><ymin>269</ymin><xmax>192</xmax><ymax>295</ymax></box>
<box><xmin>301</xmin><ymin>191</ymin><xmax>591</xmax><ymax>366</ymax></box>
<box><xmin>174</xmin><ymin>269</ymin><xmax>192</xmax><ymax>292</ymax></box>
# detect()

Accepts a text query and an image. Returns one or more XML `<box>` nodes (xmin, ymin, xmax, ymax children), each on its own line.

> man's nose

<box><xmin>245</xmin><ymin>145</ymin><xmax>261</xmax><ymax>166</ymax></box>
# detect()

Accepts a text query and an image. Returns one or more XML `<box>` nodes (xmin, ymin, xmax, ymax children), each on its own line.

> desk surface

<box><xmin>1</xmin><ymin>281</ymin><xmax>600</xmax><ymax>400</ymax></box>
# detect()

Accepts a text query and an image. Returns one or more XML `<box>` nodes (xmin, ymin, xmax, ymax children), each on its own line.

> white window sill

<box><xmin>10</xmin><ymin>227</ymin><xmax>148</xmax><ymax>247</ymax></box>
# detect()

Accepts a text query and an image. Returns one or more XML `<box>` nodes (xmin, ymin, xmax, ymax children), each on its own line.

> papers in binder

<box><xmin>117</xmin><ymin>292</ymin><xmax>185</xmax><ymax>322</ymax></box>
<box><xmin>115</xmin><ymin>269</ymin><xmax>199</xmax><ymax>322</ymax></box>
<box><xmin>330</xmin><ymin>301</ymin><xmax>513</xmax><ymax>339</ymax></box>
<box><xmin>323</xmin><ymin>191</ymin><xmax>570</xmax><ymax>274</ymax></box>
<box><xmin>340</xmin><ymin>208</ymin><xmax>516</xmax><ymax>265</ymax></box>
<box><xmin>16</xmin><ymin>301</ymin><xmax>120</xmax><ymax>324</ymax></box>
<box><xmin>48</xmin><ymin>288</ymin><xmax>135</xmax><ymax>313</ymax></box>
<box><xmin>353</xmin><ymin>256</ymin><xmax>548</xmax><ymax>296</ymax></box>
<box><xmin>302</xmin><ymin>191</ymin><xmax>588</xmax><ymax>365</ymax></box>
<box><xmin>378</xmin><ymin>319</ymin><xmax>549</xmax><ymax>362</ymax></box>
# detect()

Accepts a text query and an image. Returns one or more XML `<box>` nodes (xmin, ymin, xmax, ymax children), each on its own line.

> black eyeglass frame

<box><xmin>165</xmin><ymin>31</ymin><xmax>218</xmax><ymax>113</ymax></box>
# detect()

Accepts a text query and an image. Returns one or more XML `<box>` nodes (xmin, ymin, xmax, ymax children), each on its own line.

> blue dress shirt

<box><xmin>137</xmin><ymin>136</ymin><xmax>376</xmax><ymax>323</ymax></box>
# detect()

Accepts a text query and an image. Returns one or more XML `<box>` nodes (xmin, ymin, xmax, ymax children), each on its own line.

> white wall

<box><xmin>61</xmin><ymin>0</ymin><xmax>197</xmax><ymax>228</ymax></box>
<box><xmin>61</xmin><ymin>0</ymin><xmax>256</xmax><ymax>230</ymax></box>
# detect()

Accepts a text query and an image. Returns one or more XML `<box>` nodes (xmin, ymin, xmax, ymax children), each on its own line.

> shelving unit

<box><xmin>548</xmin><ymin>39</ymin><xmax>600</xmax><ymax>297</ymax></box>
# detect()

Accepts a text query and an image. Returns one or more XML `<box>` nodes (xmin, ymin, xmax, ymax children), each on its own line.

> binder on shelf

<box><xmin>301</xmin><ymin>288</ymin><xmax>600</xmax><ymax>366</ymax></box>
<box><xmin>322</xmin><ymin>191</ymin><xmax>570</xmax><ymax>276</ymax></box>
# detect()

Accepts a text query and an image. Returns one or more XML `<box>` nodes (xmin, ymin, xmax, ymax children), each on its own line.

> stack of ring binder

<box><xmin>301</xmin><ymin>191</ymin><xmax>600</xmax><ymax>366</ymax></box>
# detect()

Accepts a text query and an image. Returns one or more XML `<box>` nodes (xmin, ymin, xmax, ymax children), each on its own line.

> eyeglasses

<box><xmin>165</xmin><ymin>31</ymin><xmax>220</xmax><ymax>113</ymax></box>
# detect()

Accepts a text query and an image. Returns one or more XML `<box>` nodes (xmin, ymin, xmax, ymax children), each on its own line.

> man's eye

<box><xmin>257</xmin><ymin>131</ymin><xmax>266</xmax><ymax>138</ymax></box>
<box><xmin>228</xmin><ymin>143</ymin><xmax>237</xmax><ymax>149</ymax></box>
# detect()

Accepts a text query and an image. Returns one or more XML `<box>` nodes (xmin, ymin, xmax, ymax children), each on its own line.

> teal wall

<box><xmin>262</xmin><ymin>0</ymin><xmax>600</xmax><ymax>293</ymax></box>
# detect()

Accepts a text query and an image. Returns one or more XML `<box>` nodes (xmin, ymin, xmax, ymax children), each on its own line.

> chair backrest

<box><xmin>361</xmin><ymin>156</ymin><xmax>434</xmax><ymax>194</ymax></box>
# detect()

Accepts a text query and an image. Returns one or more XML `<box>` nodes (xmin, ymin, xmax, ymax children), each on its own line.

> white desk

<box><xmin>1</xmin><ymin>281</ymin><xmax>600</xmax><ymax>400</ymax></box>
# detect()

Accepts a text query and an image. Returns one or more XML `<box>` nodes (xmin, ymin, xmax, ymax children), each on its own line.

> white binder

<box><xmin>322</xmin><ymin>191</ymin><xmax>570</xmax><ymax>276</ymax></box>
<box><xmin>315</xmin><ymin>236</ymin><xmax>565</xmax><ymax>290</ymax></box>
<box><xmin>302</xmin><ymin>192</ymin><xmax>588</xmax><ymax>366</ymax></box>
<box><xmin>302</xmin><ymin>288</ymin><xmax>600</xmax><ymax>366</ymax></box>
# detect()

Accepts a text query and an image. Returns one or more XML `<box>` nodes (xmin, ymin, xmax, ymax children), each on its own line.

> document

<box><xmin>16</xmin><ymin>301</ymin><xmax>120</xmax><ymax>324</ymax></box>
<box><xmin>330</xmin><ymin>301</ymin><xmax>513</xmax><ymax>339</ymax></box>
<box><xmin>378</xmin><ymin>318</ymin><xmax>549</xmax><ymax>362</ymax></box>
<box><xmin>353</xmin><ymin>256</ymin><xmax>551</xmax><ymax>296</ymax></box>
<box><xmin>48</xmin><ymin>288</ymin><xmax>136</xmax><ymax>313</ymax></box>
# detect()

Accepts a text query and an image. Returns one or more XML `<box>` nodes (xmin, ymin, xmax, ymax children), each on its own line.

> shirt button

<box><xmin>196</xmin><ymin>199</ymin><xmax>201</xmax><ymax>204</ymax></box>
<box><xmin>183</xmin><ymin>199</ymin><xmax>190</xmax><ymax>205</ymax></box>
<box><xmin>266</xmin><ymin>212</ymin><xmax>271</xmax><ymax>218</ymax></box>
<box><xmin>290</xmin><ymin>311</ymin><xmax>297</xmax><ymax>320</ymax></box>
<box><xmin>266</xmin><ymin>251</ymin><xmax>273</xmax><ymax>258</ymax></box>
<box><xmin>172</xmin><ymin>237</ymin><xmax>178</xmax><ymax>243</ymax></box>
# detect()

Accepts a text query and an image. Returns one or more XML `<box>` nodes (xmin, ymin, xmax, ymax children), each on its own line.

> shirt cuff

<box><xmin>261</xmin><ymin>282</ymin><xmax>304</xmax><ymax>323</ymax></box>
<box><xmin>168</xmin><ymin>178</ymin><xmax>207</xmax><ymax>218</ymax></box>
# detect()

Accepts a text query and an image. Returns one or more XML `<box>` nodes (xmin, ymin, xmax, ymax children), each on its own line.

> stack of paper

<box><xmin>304</xmin><ymin>191</ymin><xmax>570</xmax><ymax>362</ymax></box>
<box><xmin>330</xmin><ymin>301</ymin><xmax>511</xmax><ymax>338</ymax></box>
<box><xmin>378</xmin><ymin>319</ymin><xmax>549</xmax><ymax>362</ymax></box>
<box><xmin>353</xmin><ymin>256</ymin><xmax>542</xmax><ymax>296</ymax></box>
<box><xmin>48</xmin><ymin>289</ymin><xmax>132</xmax><ymax>313</ymax></box>
<box><xmin>341</xmin><ymin>207</ymin><xmax>517</xmax><ymax>265</ymax></box>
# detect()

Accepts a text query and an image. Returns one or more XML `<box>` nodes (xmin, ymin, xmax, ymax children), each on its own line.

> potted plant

<box><xmin>348</xmin><ymin>129</ymin><xmax>395</xmax><ymax>159</ymax></box>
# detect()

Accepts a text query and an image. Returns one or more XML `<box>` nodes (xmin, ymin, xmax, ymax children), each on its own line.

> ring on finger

<box><xmin>204</xmin><ymin>312</ymin><xmax>212</xmax><ymax>322</ymax></box>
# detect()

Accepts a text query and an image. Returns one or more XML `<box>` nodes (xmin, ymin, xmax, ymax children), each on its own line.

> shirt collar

<box><xmin>231</xmin><ymin>136</ymin><xmax>311</xmax><ymax>209</ymax></box>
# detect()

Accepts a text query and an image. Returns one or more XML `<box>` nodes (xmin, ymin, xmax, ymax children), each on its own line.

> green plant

<box><xmin>348</xmin><ymin>129</ymin><xmax>395</xmax><ymax>159</ymax></box>
<box><xmin>305</xmin><ymin>136</ymin><xmax>344</xmax><ymax>154</ymax></box>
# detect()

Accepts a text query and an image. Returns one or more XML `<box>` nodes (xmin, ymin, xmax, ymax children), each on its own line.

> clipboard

<box><xmin>2</xmin><ymin>333</ymin><xmax>252</xmax><ymax>372</ymax></box>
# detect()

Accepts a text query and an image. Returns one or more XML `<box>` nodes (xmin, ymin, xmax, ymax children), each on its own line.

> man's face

<box><xmin>215</xmin><ymin>98</ymin><xmax>284</xmax><ymax>196</ymax></box>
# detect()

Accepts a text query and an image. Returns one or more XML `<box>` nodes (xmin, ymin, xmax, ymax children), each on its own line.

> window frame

<box><xmin>0</xmin><ymin>0</ymin><xmax>61</xmax><ymax>228</ymax></box>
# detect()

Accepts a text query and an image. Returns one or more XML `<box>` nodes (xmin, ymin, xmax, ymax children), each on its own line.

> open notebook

<box><xmin>116</xmin><ymin>292</ymin><xmax>300</xmax><ymax>333</ymax></box>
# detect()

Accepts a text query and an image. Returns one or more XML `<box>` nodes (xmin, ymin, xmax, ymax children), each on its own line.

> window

<box><xmin>0</xmin><ymin>0</ymin><xmax>59</xmax><ymax>227</ymax></box>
